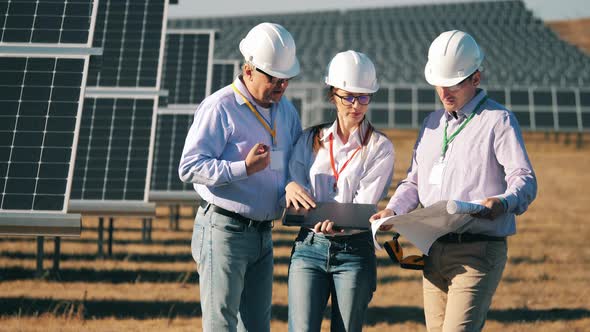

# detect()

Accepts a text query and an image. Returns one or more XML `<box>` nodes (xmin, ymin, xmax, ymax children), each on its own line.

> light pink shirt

<box><xmin>386</xmin><ymin>90</ymin><xmax>537</xmax><ymax>237</ymax></box>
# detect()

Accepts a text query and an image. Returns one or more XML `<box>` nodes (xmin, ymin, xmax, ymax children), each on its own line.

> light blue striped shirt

<box><xmin>178</xmin><ymin>77</ymin><xmax>302</xmax><ymax>221</ymax></box>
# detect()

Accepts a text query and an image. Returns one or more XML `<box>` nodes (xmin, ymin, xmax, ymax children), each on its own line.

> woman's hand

<box><xmin>313</xmin><ymin>220</ymin><xmax>342</xmax><ymax>235</ymax></box>
<box><xmin>370</xmin><ymin>208</ymin><xmax>395</xmax><ymax>231</ymax></box>
<box><xmin>285</xmin><ymin>181</ymin><xmax>316</xmax><ymax>210</ymax></box>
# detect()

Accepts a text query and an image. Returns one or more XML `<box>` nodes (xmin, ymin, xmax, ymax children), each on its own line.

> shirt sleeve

<box><xmin>287</xmin><ymin>130</ymin><xmax>313</xmax><ymax>194</ymax></box>
<box><xmin>492</xmin><ymin>111</ymin><xmax>537</xmax><ymax>215</ymax></box>
<box><xmin>353</xmin><ymin>136</ymin><xmax>395</xmax><ymax>204</ymax></box>
<box><xmin>178</xmin><ymin>102</ymin><xmax>248</xmax><ymax>187</ymax></box>
<box><xmin>386</xmin><ymin>124</ymin><xmax>426</xmax><ymax>214</ymax></box>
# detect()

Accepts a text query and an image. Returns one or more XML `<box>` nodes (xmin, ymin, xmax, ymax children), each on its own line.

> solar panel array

<box><xmin>70</xmin><ymin>0</ymin><xmax>169</xmax><ymax>206</ymax></box>
<box><xmin>161</xmin><ymin>30</ymin><xmax>215</xmax><ymax>106</ymax></box>
<box><xmin>0</xmin><ymin>0</ymin><xmax>97</xmax><ymax>215</ymax></box>
<box><xmin>150</xmin><ymin>30</ymin><xmax>215</xmax><ymax>199</ymax></box>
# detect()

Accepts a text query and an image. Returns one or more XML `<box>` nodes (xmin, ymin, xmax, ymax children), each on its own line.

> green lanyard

<box><xmin>441</xmin><ymin>96</ymin><xmax>488</xmax><ymax>159</ymax></box>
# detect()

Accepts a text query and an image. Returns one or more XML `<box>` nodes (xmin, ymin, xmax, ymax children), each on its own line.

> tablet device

<box><xmin>283</xmin><ymin>202</ymin><xmax>377</xmax><ymax>230</ymax></box>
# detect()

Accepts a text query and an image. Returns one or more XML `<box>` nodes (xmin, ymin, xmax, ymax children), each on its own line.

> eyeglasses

<box><xmin>445</xmin><ymin>73</ymin><xmax>475</xmax><ymax>92</ymax></box>
<box><xmin>256</xmin><ymin>67</ymin><xmax>290</xmax><ymax>85</ymax></box>
<box><xmin>383</xmin><ymin>232</ymin><xmax>424</xmax><ymax>270</ymax></box>
<box><xmin>333</xmin><ymin>93</ymin><xmax>372</xmax><ymax>106</ymax></box>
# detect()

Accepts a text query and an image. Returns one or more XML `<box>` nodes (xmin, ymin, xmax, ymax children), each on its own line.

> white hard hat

<box><xmin>424</xmin><ymin>30</ymin><xmax>484</xmax><ymax>87</ymax></box>
<box><xmin>239</xmin><ymin>22</ymin><xmax>300</xmax><ymax>79</ymax></box>
<box><xmin>325</xmin><ymin>50</ymin><xmax>379</xmax><ymax>93</ymax></box>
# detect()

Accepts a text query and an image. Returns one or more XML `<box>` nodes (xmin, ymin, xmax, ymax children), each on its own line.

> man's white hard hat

<box><xmin>424</xmin><ymin>30</ymin><xmax>484</xmax><ymax>87</ymax></box>
<box><xmin>239</xmin><ymin>22</ymin><xmax>300</xmax><ymax>79</ymax></box>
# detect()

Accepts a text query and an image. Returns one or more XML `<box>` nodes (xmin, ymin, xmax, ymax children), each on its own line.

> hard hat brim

<box><xmin>424</xmin><ymin>62</ymin><xmax>472</xmax><ymax>87</ymax></box>
<box><xmin>325</xmin><ymin>77</ymin><xmax>379</xmax><ymax>94</ymax></box>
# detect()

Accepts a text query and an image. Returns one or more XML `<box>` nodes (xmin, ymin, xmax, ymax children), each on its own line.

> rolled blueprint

<box><xmin>446</xmin><ymin>200</ymin><xmax>487</xmax><ymax>215</ymax></box>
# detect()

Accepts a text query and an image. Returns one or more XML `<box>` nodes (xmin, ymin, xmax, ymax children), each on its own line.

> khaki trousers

<box><xmin>422</xmin><ymin>240</ymin><xmax>507</xmax><ymax>332</ymax></box>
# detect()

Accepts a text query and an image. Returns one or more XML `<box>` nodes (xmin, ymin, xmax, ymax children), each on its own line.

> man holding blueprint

<box><xmin>371</xmin><ymin>31</ymin><xmax>537</xmax><ymax>332</ymax></box>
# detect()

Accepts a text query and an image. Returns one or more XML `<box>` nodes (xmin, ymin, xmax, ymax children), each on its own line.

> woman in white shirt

<box><xmin>285</xmin><ymin>50</ymin><xmax>395</xmax><ymax>332</ymax></box>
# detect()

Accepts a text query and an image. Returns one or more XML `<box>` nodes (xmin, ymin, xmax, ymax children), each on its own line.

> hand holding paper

<box><xmin>371</xmin><ymin>200</ymin><xmax>485</xmax><ymax>255</ymax></box>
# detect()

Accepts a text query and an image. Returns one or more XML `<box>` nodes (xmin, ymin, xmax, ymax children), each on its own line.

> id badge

<box><xmin>428</xmin><ymin>158</ymin><xmax>446</xmax><ymax>185</ymax></box>
<box><xmin>270</xmin><ymin>149</ymin><xmax>284</xmax><ymax>170</ymax></box>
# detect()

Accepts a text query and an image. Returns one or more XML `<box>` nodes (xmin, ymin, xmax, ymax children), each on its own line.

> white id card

<box><xmin>270</xmin><ymin>149</ymin><xmax>284</xmax><ymax>170</ymax></box>
<box><xmin>428</xmin><ymin>158</ymin><xmax>446</xmax><ymax>185</ymax></box>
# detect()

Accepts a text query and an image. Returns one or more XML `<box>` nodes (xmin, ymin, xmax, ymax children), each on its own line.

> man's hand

<box><xmin>475</xmin><ymin>197</ymin><xmax>505</xmax><ymax>220</ymax></box>
<box><xmin>285</xmin><ymin>181</ymin><xmax>316</xmax><ymax>210</ymax></box>
<box><xmin>370</xmin><ymin>208</ymin><xmax>395</xmax><ymax>231</ymax></box>
<box><xmin>245</xmin><ymin>143</ymin><xmax>270</xmax><ymax>175</ymax></box>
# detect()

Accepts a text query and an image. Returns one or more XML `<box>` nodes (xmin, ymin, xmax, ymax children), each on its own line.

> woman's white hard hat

<box><xmin>325</xmin><ymin>50</ymin><xmax>379</xmax><ymax>93</ymax></box>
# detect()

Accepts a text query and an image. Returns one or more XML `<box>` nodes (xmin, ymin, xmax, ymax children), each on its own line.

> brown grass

<box><xmin>547</xmin><ymin>18</ymin><xmax>590</xmax><ymax>54</ymax></box>
<box><xmin>1</xmin><ymin>130</ymin><xmax>589</xmax><ymax>331</ymax></box>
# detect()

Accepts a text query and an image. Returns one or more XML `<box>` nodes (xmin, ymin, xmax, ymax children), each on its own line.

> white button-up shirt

<box><xmin>289</xmin><ymin>119</ymin><xmax>394</xmax><ymax>220</ymax></box>
<box><xmin>386</xmin><ymin>90</ymin><xmax>537</xmax><ymax>237</ymax></box>
<box><xmin>178</xmin><ymin>77</ymin><xmax>302</xmax><ymax>221</ymax></box>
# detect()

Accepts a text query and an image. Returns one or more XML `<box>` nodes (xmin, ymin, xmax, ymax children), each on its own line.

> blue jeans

<box><xmin>288</xmin><ymin>229</ymin><xmax>377</xmax><ymax>332</ymax></box>
<box><xmin>191</xmin><ymin>205</ymin><xmax>274</xmax><ymax>332</ymax></box>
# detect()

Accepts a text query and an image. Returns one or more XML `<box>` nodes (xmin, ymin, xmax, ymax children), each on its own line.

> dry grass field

<box><xmin>0</xmin><ymin>129</ymin><xmax>589</xmax><ymax>332</ymax></box>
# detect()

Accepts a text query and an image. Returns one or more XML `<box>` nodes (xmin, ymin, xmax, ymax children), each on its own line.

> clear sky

<box><xmin>168</xmin><ymin>0</ymin><xmax>590</xmax><ymax>21</ymax></box>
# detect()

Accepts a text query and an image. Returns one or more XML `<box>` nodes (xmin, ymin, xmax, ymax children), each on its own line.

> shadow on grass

<box><xmin>0</xmin><ymin>237</ymin><xmax>295</xmax><ymax>249</ymax></box>
<box><xmin>0</xmin><ymin>267</ymin><xmax>198</xmax><ymax>284</ymax></box>
<box><xmin>0</xmin><ymin>296</ymin><xmax>588</xmax><ymax>325</ymax></box>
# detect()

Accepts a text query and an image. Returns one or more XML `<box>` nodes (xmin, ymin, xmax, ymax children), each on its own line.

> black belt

<box><xmin>437</xmin><ymin>233</ymin><xmax>505</xmax><ymax>244</ymax></box>
<box><xmin>199</xmin><ymin>200</ymin><xmax>273</xmax><ymax>230</ymax></box>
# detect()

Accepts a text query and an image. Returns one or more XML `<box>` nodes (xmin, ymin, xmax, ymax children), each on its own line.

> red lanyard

<box><xmin>329</xmin><ymin>133</ymin><xmax>363</xmax><ymax>192</ymax></box>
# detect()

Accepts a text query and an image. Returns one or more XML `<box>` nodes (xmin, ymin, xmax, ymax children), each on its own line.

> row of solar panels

<box><xmin>0</xmin><ymin>0</ymin><xmax>237</xmax><ymax>235</ymax></box>
<box><xmin>282</xmin><ymin>84</ymin><xmax>590</xmax><ymax>133</ymax></box>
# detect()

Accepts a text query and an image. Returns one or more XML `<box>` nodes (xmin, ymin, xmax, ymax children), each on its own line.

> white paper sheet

<box><xmin>371</xmin><ymin>200</ymin><xmax>480</xmax><ymax>255</ymax></box>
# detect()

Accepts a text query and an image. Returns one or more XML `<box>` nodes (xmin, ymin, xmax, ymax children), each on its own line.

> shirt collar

<box><xmin>444</xmin><ymin>89</ymin><xmax>486</xmax><ymax>120</ymax></box>
<box><xmin>320</xmin><ymin>117</ymin><xmax>368</xmax><ymax>147</ymax></box>
<box><xmin>232</xmin><ymin>75</ymin><xmax>273</xmax><ymax>110</ymax></box>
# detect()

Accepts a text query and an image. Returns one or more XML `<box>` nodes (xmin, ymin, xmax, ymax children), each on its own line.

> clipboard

<box><xmin>283</xmin><ymin>202</ymin><xmax>377</xmax><ymax>230</ymax></box>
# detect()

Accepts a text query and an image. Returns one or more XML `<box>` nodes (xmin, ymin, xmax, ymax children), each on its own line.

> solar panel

<box><xmin>86</xmin><ymin>0</ymin><xmax>167</xmax><ymax>88</ymax></box>
<box><xmin>0</xmin><ymin>0</ymin><xmax>96</xmax><ymax>45</ymax></box>
<box><xmin>0</xmin><ymin>56</ymin><xmax>87</xmax><ymax>212</ymax></box>
<box><xmin>150</xmin><ymin>110</ymin><xmax>194</xmax><ymax>194</ymax></box>
<box><xmin>211</xmin><ymin>59</ymin><xmax>240</xmax><ymax>93</ymax></box>
<box><xmin>69</xmin><ymin>0</ymin><xmax>169</xmax><ymax>213</ymax></box>
<box><xmin>162</xmin><ymin>29</ymin><xmax>215</xmax><ymax>106</ymax></box>
<box><xmin>0</xmin><ymin>1</ymin><xmax>99</xmax><ymax>236</ymax></box>
<box><xmin>71</xmin><ymin>96</ymin><xmax>157</xmax><ymax>201</ymax></box>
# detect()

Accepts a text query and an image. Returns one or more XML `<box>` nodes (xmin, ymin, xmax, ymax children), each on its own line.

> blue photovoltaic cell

<box><xmin>150</xmin><ymin>113</ymin><xmax>193</xmax><ymax>191</ymax></box>
<box><xmin>87</xmin><ymin>0</ymin><xmax>165</xmax><ymax>88</ymax></box>
<box><xmin>162</xmin><ymin>32</ymin><xmax>211</xmax><ymax>104</ymax></box>
<box><xmin>0</xmin><ymin>0</ymin><xmax>94</xmax><ymax>44</ymax></box>
<box><xmin>0</xmin><ymin>56</ymin><xmax>84</xmax><ymax>211</ymax></box>
<box><xmin>211</xmin><ymin>62</ymin><xmax>236</xmax><ymax>93</ymax></box>
<box><xmin>71</xmin><ymin>97</ymin><xmax>155</xmax><ymax>200</ymax></box>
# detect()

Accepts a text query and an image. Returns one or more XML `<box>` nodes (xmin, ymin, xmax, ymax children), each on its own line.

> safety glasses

<box><xmin>383</xmin><ymin>232</ymin><xmax>424</xmax><ymax>270</ymax></box>
<box><xmin>256</xmin><ymin>67</ymin><xmax>290</xmax><ymax>85</ymax></box>
<box><xmin>445</xmin><ymin>72</ymin><xmax>476</xmax><ymax>92</ymax></box>
<box><xmin>333</xmin><ymin>93</ymin><xmax>372</xmax><ymax>106</ymax></box>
